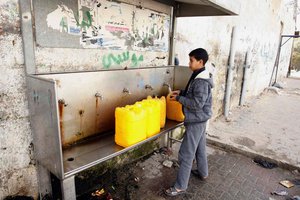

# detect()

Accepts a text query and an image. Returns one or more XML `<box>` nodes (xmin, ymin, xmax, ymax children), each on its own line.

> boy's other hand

<box><xmin>169</xmin><ymin>94</ymin><xmax>177</xmax><ymax>101</ymax></box>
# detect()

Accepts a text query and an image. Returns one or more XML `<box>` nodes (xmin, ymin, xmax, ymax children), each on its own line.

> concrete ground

<box><xmin>207</xmin><ymin>78</ymin><xmax>300</xmax><ymax>170</ymax></box>
<box><xmin>80</xmin><ymin>143</ymin><xmax>300</xmax><ymax>200</ymax></box>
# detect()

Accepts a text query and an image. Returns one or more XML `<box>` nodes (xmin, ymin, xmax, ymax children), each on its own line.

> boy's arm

<box><xmin>176</xmin><ymin>80</ymin><xmax>209</xmax><ymax>110</ymax></box>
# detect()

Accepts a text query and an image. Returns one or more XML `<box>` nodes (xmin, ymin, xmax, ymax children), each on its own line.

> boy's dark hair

<box><xmin>189</xmin><ymin>48</ymin><xmax>208</xmax><ymax>65</ymax></box>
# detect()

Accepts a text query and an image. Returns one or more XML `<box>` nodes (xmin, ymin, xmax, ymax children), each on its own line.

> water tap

<box><xmin>145</xmin><ymin>84</ymin><xmax>154</xmax><ymax>90</ymax></box>
<box><xmin>163</xmin><ymin>82</ymin><xmax>172</xmax><ymax>93</ymax></box>
<box><xmin>58</xmin><ymin>99</ymin><xmax>68</xmax><ymax>107</ymax></box>
<box><xmin>95</xmin><ymin>92</ymin><xmax>103</xmax><ymax>100</ymax></box>
<box><xmin>123</xmin><ymin>88</ymin><xmax>131</xmax><ymax>95</ymax></box>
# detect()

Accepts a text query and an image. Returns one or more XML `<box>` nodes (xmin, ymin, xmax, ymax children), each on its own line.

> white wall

<box><xmin>175</xmin><ymin>0</ymin><xmax>295</xmax><ymax>117</ymax></box>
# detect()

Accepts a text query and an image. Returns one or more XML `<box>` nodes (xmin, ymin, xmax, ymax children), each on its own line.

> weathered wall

<box><xmin>175</xmin><ymin>0</ymin><xmax>296</xmax><ymax>118</ymax></box>
<box><xmin>34</xmin><ymin>0</ymin><xmax>171</xmax><ymax>73</ymax></box>
<box><xmin>0</xmin><ymin>0</ymin><xmax>296</xmax><ymax>198</ymax></box>
<box><xmin>0</xmin><ymin>0</ymin><xmax>38</xmax><ymax>199</ymax></box>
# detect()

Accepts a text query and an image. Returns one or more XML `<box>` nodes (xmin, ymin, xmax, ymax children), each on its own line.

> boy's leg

<box><xmin>174</xmin><ymin>123</ymin><xmax>204</xmax><ymax>190</ymax></box>
<box><xmin>195</xmin><ymin>122</ymin><xmax>208</xmax><ymax>177</ymax></box>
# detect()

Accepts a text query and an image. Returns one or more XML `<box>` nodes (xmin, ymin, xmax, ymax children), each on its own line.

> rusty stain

<box><xmin>95</xmin><ymin>97</ymin><xmax>101</xmax><ymax>132</ymax></box>
<box><xmin>79</xmin><ymin>109</ymin><xmax>84</xmax><ymax>136</ymax></box>
<box><xmin>58</xmin><ymin>100</ymin><xmax>65</xmax><ymax>146</ymax></box>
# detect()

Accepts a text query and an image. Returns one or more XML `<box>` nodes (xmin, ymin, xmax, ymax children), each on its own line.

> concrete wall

<box><xmin>0</xmin><ymin>0</ymin><xmax>38</xmax><ymax>199</ymax></box>
<box><xmin>0</xmin><ymin>0</ymin><xmax>296</xmax><ymax>199</ymax></box>
<box><xmin>175</xmin><ymin>0</ymin><xmax>296</xmax><ymax>118</ymax></box>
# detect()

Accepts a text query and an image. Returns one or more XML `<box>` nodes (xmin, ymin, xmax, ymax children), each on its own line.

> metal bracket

<box><xmin>19</xmin><ymin>0</ymin><xmax>36</xmax><ymax>74</ymax></box>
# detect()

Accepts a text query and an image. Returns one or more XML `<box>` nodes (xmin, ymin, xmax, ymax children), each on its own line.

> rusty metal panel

<box><xmin>39</xmin><ymin>67</ymin><xmax>174</xmax><ymax>148</ymax></box>
<box><xmin>173</xmin><ymin>66</ymin><xmax>192</xmax><ymax>90</ymax></box>
<box><xmin>27</xmin><ymin>75</ymin><xmax>64</xmax><ymax>179</ymax></box>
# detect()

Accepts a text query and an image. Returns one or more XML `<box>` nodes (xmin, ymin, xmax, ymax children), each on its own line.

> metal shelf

<box><xmin>63</xmin><ymin>120</ymin><xmax>183</xmax><ymax>178</ymax></box>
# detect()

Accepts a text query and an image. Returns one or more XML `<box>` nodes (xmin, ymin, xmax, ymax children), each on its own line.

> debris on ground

<box><xmin>280</xmin><ymin>180</ymin><xmax>295</xmax><ymax>188</ymax></box>
<box><xmin>92</xmin><ymin>188</ymin><xmax>105</xmax><ymax>197</ymax></box>
<box><xmin>134</xmin><ymin>177</ymin><xmax>140</xmax><ymax>182</ymax></box>
<box><xmin>286</xmin><ymin>195</ymin><xmax>300</xmax><ymax>200</ymax></box>
<box><xmin>271</xmin><ymin>190</ymin><xmax>288</xmax><ymax>196</ymax></box>
<box><xmin>291</xmin><ymin>179</ymin><xmax>300</xmax><ymax>186</ymax></box>
<box><xmin>162</xmin><ymin>160</ymin><xmax>173</xmax><ymax>168</ymax></box>
<box><xmin>159</xmin><ymin>147</ymin><xmax>173</xmax><ymax>156</ymax></box>
<box><xmin>253</xmin><ymin>158</ymin><xmax>278</xmax><ymax>169</ymax></box>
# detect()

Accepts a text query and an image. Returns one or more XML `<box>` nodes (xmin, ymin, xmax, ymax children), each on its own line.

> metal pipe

<box><xmin>274</xmin><ymin>36</ymin><xmax>283</xmax><ymax>85</ymax></box>
<box><xmin>224</xmin><ymin>27</ymin><xmax>237</xmax><ymax>118</ymax></box>
<box><xmin>240</xmin><ymin>51</ymin><xmax>251</xmax><ymax>106</ymax></box>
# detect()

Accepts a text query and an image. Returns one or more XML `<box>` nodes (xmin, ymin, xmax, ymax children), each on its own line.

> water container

<box><xmin>115</xmin><ymin>105</ymin><xmax>147</xmax><ymax>147</ymax></box>
<box><xmin>136</xmin><ymin>99</ymin><xmax>160</xmax><ymax>138</ymax></box>
<box><xmin>166</xmin><ymin>93</ymin><xmax>185</xmax><ymax>122</ymax></box>
<box><xmin>147</xmin><ymin>96</ymin><xmax>166</xmax><ymax>128</ymax></box>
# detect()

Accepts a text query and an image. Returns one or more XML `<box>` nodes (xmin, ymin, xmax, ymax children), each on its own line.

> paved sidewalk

<box><xmin>207</xmin><ymin>78</ymin><xmax>300</xmax><ymax>170</ymax></box>
<box><xmin>79</xmin><ymin>143</ymin><xmax>300</xmax><ymax>200</ymax></box>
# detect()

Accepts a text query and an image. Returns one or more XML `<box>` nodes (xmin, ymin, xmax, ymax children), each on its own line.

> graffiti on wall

<box><xmin>46</xmin><ymin>0</ymin><xmax>170</xmax><ymax>52</ymax></box>
<box><xmin>102</xmin><ymin>51</ymin><xmax>144</xmax><ymax>69</ymax></box>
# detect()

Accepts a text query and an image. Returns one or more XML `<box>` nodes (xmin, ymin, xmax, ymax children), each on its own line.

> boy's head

<box><xmin>188</xmin><ymin>48</ymin><xmax>208</xmax><ymax>71</ymax></box>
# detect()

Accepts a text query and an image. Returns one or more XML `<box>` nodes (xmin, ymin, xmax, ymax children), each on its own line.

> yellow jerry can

<box><xmin>136</xmin><ymin>99</ymin><xmax>160</xmax><ymax>138</ymax></box>
<box><xmin>147</xmin><ymin>96</ymin><xmax>166</xmax><ymax>128</ymax></box>
<box><xmin>166</xmin><ymin>93</ymin><xmax>185</xmax><ymax>122</ymax></box>
<box><xmin>115</xmin><ymin>105</ymin><xmax>147</xmax><ymax>147</ymax></box>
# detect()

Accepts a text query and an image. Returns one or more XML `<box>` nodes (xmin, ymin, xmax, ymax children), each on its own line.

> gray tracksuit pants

<box><xmin>174</xmin><ymin>122</ymin><xmax>208</xmax><ymax>190</ymax></box>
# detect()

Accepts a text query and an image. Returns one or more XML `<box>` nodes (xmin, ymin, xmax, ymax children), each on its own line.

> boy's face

<box><xmin>189</xmin><ymin>56</ymin><xmax>204</xmax><ymax>71</ymax></box>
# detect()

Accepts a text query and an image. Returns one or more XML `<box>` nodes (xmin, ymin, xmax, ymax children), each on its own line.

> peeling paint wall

<box><xmin>0</xmin><ymin>0</ymin><xmax>38</xmax><ymax>199</ymax></box>
<box><xmin>34</xmin><ymin>0</ymin><xmax>171</xmax><ymax>73</ymax></box>
<box><xmin>175</xmin><ymin>0</ymin><xmax>295</xmax><ymax>118</ymax></box>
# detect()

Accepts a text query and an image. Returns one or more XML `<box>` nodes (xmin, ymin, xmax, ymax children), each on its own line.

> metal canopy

<box><xmin>155</xmin><ymin>0</ymin><xmax>240</xmax><ymax>17</ymax></box>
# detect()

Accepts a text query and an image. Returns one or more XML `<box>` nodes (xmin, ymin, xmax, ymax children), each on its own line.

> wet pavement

<box><xmin>79</xmin><ymin>143</ymin><xmax>300</xmax><ymax>200</ymax></box>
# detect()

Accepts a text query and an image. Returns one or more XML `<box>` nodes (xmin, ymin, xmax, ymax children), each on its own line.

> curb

<box><xmin>206</xmin><ymin>138</ymin><xmax>300</xmax><ymax>172</ymax></box>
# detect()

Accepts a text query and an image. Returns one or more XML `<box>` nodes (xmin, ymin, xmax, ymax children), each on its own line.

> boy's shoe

<box><xmin>191</xmin><ymin>170</ymin><xmax>208</xmax><ymax>181</ymax></box>
<box><xmin>164</xmin><ymin>186</ymin><xmax>186</xmax><ymax>197</ymax></box>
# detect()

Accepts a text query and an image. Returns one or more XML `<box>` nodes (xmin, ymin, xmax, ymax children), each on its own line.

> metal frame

<box><xmin>19</xmin><ymin>0</ymin><xmax>36</xmax><ymax>74</ymax></box>
<box><xmin>270</xmin><ymin>34</ymin><xmax>300</xmax><ymax>86</ymax></box>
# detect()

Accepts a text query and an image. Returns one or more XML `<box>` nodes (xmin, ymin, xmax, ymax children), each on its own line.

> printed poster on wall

<box><xmin>46</xmin><ymin>0</ymin><xmax>170</xmax><ymax>52</ymax></box>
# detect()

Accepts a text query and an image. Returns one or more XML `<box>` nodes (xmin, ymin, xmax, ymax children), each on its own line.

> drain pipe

<box><xmin>224</xmin><ymin>27</ymin><xmax>237</xmax><ymax>118</ymax></box>
<box><xmin>240</xmin><ymin>50</ymin><xmax>251</xmax><ymax>106</ymax></box>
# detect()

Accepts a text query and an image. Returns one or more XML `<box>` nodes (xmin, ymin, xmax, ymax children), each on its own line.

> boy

<box><xmin>165</xmin><ymin>48</ymin><xmax>213</xmax><ymax>196</ymax></box>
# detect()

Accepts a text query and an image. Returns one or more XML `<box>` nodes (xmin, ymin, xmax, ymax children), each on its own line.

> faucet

<box><xmin>123</xmin><ymin>88</ymin><xmax>131</xmax><ymax>95</ymax></box>
<box><xmin>163</xmin><ymin>82</ymin><xmax>172</xmax><ymax>93</ymax></box>
<box><xmin>58</xmin><ymin>99</ymin><xmax>68</xmax><ymax>107</ymax></box>
<box><xmin>145</xmin><ymin>84</ymin><xmax>154</xmax><ymax>90</ymax></box>
<box><xmin>95</xmin><ymin>92</ymin><xmax>103</xmax><ymax>100</ymax></box>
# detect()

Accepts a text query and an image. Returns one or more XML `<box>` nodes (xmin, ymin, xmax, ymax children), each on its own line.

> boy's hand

<box><xmin>170</xmin><ymin>90</ymin><xmax>180</xmax><ymax>101</ymax></box>
<box><xmin>171</xmin><ymin>90</ymin><xmax>180</xmax><ymax>95</ymax></box>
